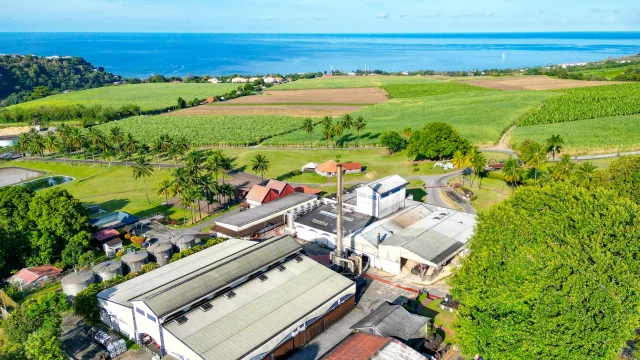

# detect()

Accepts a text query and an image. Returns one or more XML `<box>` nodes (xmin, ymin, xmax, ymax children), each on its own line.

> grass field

<box><xmin>264</xmin><ymin>91</ymin><xmax>558</xmax><ymax>147</ymax></box>
<box><xmin>463</xmin><ymin>75</ymin><xmax>615</xmax><ymax>90</ymax></box>
<box><xmin>7</xmin><ymin>83</ymin><xmax>239</xmax><ymax>112</ymax></box>
<box><xmin>271</xmin><ymin>76</ymin><xmax>442</xmax><ymax>90</ymax></box>
<box><xmin>573</xmin><ymin>65</ymin><xmax>639</xmax><ymax>80</ymax></box>
<box><xmin>97</xmin><ymin>114</ymin><xmax>308</xmax><ymax>146</ymax></box>
<box><xmin>381</xmin><ymin>82</ymin><xmax>497</xmax><ymax>99</ymax></box>
<box><xmin>511</xmin><ymin>114</ymin><xmax>640</xmax><ymax>154</ymax></box>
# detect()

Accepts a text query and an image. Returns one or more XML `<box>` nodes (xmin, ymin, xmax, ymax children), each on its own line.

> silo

<box><xmin>285</xmin><ymin>212</ymin><xmax>296</xmax><ymax>235</ymax></box>
<box><xmin>148</xmin><ymin>242</ymin><xmax>174</xmax><ymax>266</ymax></box>
<box><xmin>61</xmin><ymin>269</ymin><xmax>95</xmax><ymax>297</ymax></box>
<box><xmin>92</xmin><ymin>260</ymin><xmax>124</xmax><ymax>282</ymax></box>
<box><xmin>174</xmin><ymin>234</ymin><xmax>196</xmax><ymax>252</ymax></box>
<box><xmin>121</xmin><ymin>250</ymin><xmax>149</xmax><ymax>274</ymax></box>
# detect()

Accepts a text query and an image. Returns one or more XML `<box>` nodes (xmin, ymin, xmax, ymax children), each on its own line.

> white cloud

<box><xmin>376</xmin><ymin>12</ymin><xmax>389</xmax><ymax>18</ymax></box>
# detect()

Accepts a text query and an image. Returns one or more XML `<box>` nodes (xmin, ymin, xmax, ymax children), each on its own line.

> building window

<box><xmin>136</xmin><ymin>308</ymin><xmax>145</xmax><ymax>316</ymax></box>
<box><xmin>147</xmin><ymin>314</ymin><xmax>157</xmax><ymax>322</ymax></box>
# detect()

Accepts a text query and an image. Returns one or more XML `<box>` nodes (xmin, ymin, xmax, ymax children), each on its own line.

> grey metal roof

<box><xmin>365</xmin><ymin>175</ymin><xmax>409</xmax><ymax>195</ymax></box>
<box><xmin>295</xmin><ymin>204</ymin><xmax>377</xmax><ymax>236</ymax></box>
<box><xmin>134</xmin><ymin>236</ymin><xmax>303</xmax><ymax>317</ymax></box>
<box><xmin>97</xmin><ymin>239</ymin><xmax>256</xmax><ymax>307</ymax></box>
<box><xmin>215</xmin><ymin>193</ymin><xmax>317</xmax><ymax>228</ymax></box>
<box><xmin>350</xmin><ymin>302</ymin><xmax>429</xmax><ymax>343</ymax></box>
<box><xmin>164</xmin><ymin>254</ymin><xmax>355</xmax><ymax>360</ymax></box>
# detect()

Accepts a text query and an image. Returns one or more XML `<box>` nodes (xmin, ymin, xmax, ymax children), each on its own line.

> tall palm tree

<box><xmin>200</xmin><ymin>175</ymin><xmax>219</xmax><ymax>214</ymax></box>
<box><xmin>16</xmin><ymin>132</ymin><xmax>32</xmax><ymax>159</ymax></box>
<box><xmin>87</xmin><ymin>127</ymin><xmax>108</xmax><ymax>167</ymax></box>
<box><xmin>575</xmin><ymin>161</ymin><xmax>598</xmax><ymax>187</ymax></box>
<box><xmin>206</xmin><ymin>151</ymin><xmax>224</xmax><ymax>181</ymax></box>
<box><xmin>219</xmin><ymin>155</ymin><xmax>233</xmax><ymax>184</ymax></box>
<box><xmin>353</xmin><ymin>116</ymin><xmax>366</xmax><ymax>148</ymax></box>
<box><xmin>551</xmin><ymin>154</ymin><xmax>576</xmax><ymax>182</ymax></box>
<box><xmin>131</xmin><ymin>155</ymin><xmax>154</xmax><ymax>204</ymax></box>
<box><xmin>320</xmin><ymin>116</ymin><xmax>333</xmax><ymax>129</ymax></box>
<box><xmin>303</xmin><ymin>118</ymin><xmax>314</xmax><ymax>147</ymax></box>
<box><xmin>451</xmin><ymin>150</ymin><xmax>466</xmax><ymax>170</ymax></box>
<box><xmin>502</xmin><ymin>157</ymin><xmax>523</xmax><ymax>193</ymax></box>
<box><xmin>119</xmin><ymin>151</ymin><xmax>132</xmax><ymax>167</ymax></box>
<box><xmin>402</xmin><ymin>127</ymin><xmax>413</xmax><ymax>140</ymax></box>
<box><xmin>322</xmin><ymin>125</ymin><xmax>333</xmax><ymax>149</ymax></box>
<box><xmin>153</xmin><ymin>134</ymin><xmax>173</xmax><ymax>167</ymax></box>
<box><xmin>251</xmin><ymin>154</ymin><xmax>270</xmax><ymax>183</ymax></box>
<box><xmin>44</xmin><ymin>132</ymin><xmax>58</xmax><ymax>157</ymax></box>
<box><xmin>340</xmin><ymin>114</ymin><xmax>353</xmax><ymax>134</ymax></box>
<box><xmin>108</xmin><ymin>126</ymin><xmax>124</xmax><ymax>153</ymax></box>
<box><xmin>471</xmin><ymin>152</ymin><xmax>487</xmax><ymax>188</ymax></box>
<box><xmin>157</xmin><ymin>179</ymin><xmax>173</xmax><ymax>208</ymax></box>
<box><xmin>185</xmin><ymin>150</ymin><xmax>205</xmax><ymax>177</ymax></box>
<box><xmin>29</xmin><ymin>133</ymin><xmax>45</xmax><ymax>158</ymax></box>
<box><xmin>522</xmin><ymin>141</ymin><xmax>547</xmax><ymax>186</ymax></box>
<box><xmin>546</xmin><ymin>134</ymin><xmax>564</xmax><ymax>161</ymax></box>
<box><xmin>220</xmin><ymin>183</ymin><xmax>236</xmax><ymax>207</ymax></box>
<box><xmin>123</xmin><ymin>133</ymin><xmax>138</xmax><ymax>155</ymax></box>
<box><xmin>181</xmin><ymin>186</ymin><xmax>198</xmax><ymax>224</ymax></box>
<box><xmin>332</xmin><ymin>123</ymin><xmax>343</xmax><ymax>149</ymax></box>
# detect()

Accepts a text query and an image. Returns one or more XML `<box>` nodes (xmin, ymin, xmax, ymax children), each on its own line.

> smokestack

<box><xmin>377</xmin><ymin>233</ymin><xmax>381</xmax><ymax>245</ymax></box>
<box><xmin>336</xmin><ymin>164</ymin><xmax>343</xmax><ymax>258</ymax></box>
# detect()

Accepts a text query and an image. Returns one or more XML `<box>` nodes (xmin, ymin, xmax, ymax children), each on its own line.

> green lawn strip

<box><xmin>381</xmin><ymin>82</ymin><xmax>498</xmax><ymax>99</ymax></box>
<box><xmin>264</xmin><ymin>91</ymin><xmax>557</xmax><ymax>147</ymax></box>
<box><xmin>7</xmin><ymin>83</ymin><xmax>240</xmax><ymax>112</ymax></box>
<box><xmin>271</xmin><ymin>76</ymin><xmax>443</xmax><ymax>90</ymax></box>
<box><xmin>448</xmin><ymin>175</ymin><xmax>512</xmax><ymax>211</ymax></box>
<box><xmin>210</xmin><ymin>102</ymin><xmax>375</xmax><ymax>106</ymax></box>
<box><xmin>511</xmin><ymin>114</ymin><xmax>640</xmax><ymax>155</ymax></box>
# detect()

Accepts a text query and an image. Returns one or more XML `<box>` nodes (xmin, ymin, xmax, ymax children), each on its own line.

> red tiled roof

<box><xmin>266</xmin><ymin>179</ymin><xmax>289</xmax><ymax>194</ymax></box>
<box><xmin>316</xmin><ymin>160</ymin><xmax>362</xmax><ymax>173</ymax></box>
<box><xmin>323</xmin><ymin>333</ymin><xmax>390</xmax><ymax>360</ymax></box>
<box><xmin>295</xmin><ymin>186</ymin><xmax>323</xmax><ymax>195</ymax></box>
<box><xmin>246</xmin><ymin>185</ymin><xmax>276</xmax><ymax>203</ymax></box>
<box><xmin>9</xmin><ymin>265</ymin><xmax>62</xmax><ymax>284</ymax></box>
<box><xmin>94</xmin><ymin>228</ymin><xmax>120</xmax><ymax>242</ymax></box>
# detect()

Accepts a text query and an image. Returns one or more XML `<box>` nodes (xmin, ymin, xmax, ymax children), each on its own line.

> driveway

<box><xmin>411</xmin><ymin>172</ymin><xmax>476</xmax><ymax>215</ymax></box>
<box><xmin>289</xmin><ymin>278</ymin><xmax>416</xmax><ymax>360</ymax></box>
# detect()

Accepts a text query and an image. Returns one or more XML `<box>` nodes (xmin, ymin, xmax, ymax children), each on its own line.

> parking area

<box><xmin>137</xmin><ymin>222</ymin><xmax>177</xmax><ymax>243</ymax></box>
<box><xmin>289</xmin><ymin>278</ymin><xmax>416</xmax><ymax>360</ymax></box>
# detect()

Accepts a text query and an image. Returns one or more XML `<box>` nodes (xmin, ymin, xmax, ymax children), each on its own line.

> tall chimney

<box><xmin>336</xmin><ymin>164</ymin><xmax>343</xmax><ymax>258</ymax></box>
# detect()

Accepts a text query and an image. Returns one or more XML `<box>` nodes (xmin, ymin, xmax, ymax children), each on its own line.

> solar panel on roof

<box><xmin>258</xmin><ymin>274</ymin><xmax>268</xmax><ymax>282</ymax></box>
<box><xmin>200</xmin><ymin>303</ymin><xmax>213</xmax><ymax>312</ymax></box>
<box><xmin>224</xmin><ymin>291</ymin><xmax>236</xmax><ymax>299</ymax></box>
<box><xmin>174</xmin><ymin>315</ymin><xmax>188</xmax><ymax>325</ymax></box>
<box><xmin>294</xmin><ymin>256</ymin><xmax>303</xmax><ymax>263</ymax></box>
<box><xmin>312</xmin><ymin>219</ymin><xmax>328</xmax><ymax>226</ymax></box>
<box><xmin>276</xmin><ymin>265</ymin><xmax>286</xmax><ymax>272</ymax></box>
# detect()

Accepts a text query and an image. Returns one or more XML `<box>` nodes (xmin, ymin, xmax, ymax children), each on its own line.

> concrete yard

<box><xmin>289</xmin><ymin>278</ymin><xmax>416</xmax><ymax>360</ymax></box>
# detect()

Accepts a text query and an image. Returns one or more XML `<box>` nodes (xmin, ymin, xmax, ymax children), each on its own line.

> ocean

<box><xmin>0</xmin><ymin>32</ymin><xmax>639</xmax><ymax>78</ymax></box>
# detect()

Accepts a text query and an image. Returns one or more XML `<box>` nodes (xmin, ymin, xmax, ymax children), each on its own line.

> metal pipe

<box><xmin>336</xmin><ymin>164</ymin><xmax>343</xmax><ymax>258</ymax></box>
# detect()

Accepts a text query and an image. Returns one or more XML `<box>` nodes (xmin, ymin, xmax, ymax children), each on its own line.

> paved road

<box><xmin>409</xmin><ymin>171</ymin><xmax>476</xmax><ymax>215</ymax></box>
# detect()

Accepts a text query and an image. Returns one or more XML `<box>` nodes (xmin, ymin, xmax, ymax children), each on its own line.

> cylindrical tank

<box><xmin>148</xmin><ymin>242</ymin><xmax>174</xmax><ymax>266</ymax></box>
<box><xmin>174</xmin><ymin>234</ymin><xmax>196</xmax><ymax>252</ymax></box>
<box><xmin>121</xmin><ymin>250</ymin><xmax>149</xmax><ymax>274</ymax></box>
<box><xmin>286</xmin><ymin>212</ymin><xmax>296</xmax><ymax>229</ymax></box>
<box><xmin>61</xmin><ymin>270</ymin><xmax>95</xmax><ymax>297</ymax></box>
<box><xmin>92</xmin><ymin>260</ymin><xmax>124</xmax><ymax>282</ymax></box>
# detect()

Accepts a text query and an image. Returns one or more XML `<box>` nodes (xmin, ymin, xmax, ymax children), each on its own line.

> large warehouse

<box><xmin>97</xmin><ymin>236</ymin><xmax>356</xmax><ymax>360</ymax></box>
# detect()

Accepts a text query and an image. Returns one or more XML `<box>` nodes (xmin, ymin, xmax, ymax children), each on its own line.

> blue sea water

<box><xmin>0</xmin><ymin>32</ymin><xmax>639</xmax><ymax>78</ymax></box>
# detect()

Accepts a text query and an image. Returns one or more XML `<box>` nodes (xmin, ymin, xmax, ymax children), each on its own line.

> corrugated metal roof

<box><xmin>365</xmin><ymin>175</ymin><xmax>409</xmax><ymax>195</ymax></box>
<box><xmin>137</xmin><ymin>236</ymin><xmax>303</xmax><ymax>317</ymax></box>
<box><xmin>216</xmin><ymin>193</ymin><xmax>317</xmax><ymax>228</ymax></box>
<box><xmin>350</xmin><ymin>302</ymin><xmax>429</xmax><ymax>343</ymax></box>
<box><xmin>97</xmin><ymin>239</ymin><xmax>256</xmax><ymax>307</ymax></box>
<box><xmin>164</xmin><ymin>255</ymin><xmax>354</xmax><ymax>360</ymax></box>
<box><xmin>323</xmin><ymin>333</ymin><xmax>426</xmax><ymax>360</ymax></box>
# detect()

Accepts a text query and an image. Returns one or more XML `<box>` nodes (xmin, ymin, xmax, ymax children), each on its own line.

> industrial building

<box><xmin>291</xmin><ymin>175</ymin><xmax>476</xmax><ymax>281</ymax></box>
<box><xmin>213</xmin><ymin>192</ymin><xmax>318</xmax><ymax>238</ymax></box>
<box><xmin>97</xmin><ymin>236</ymin><xmax>356</xmax><ymax>360</ymax></box>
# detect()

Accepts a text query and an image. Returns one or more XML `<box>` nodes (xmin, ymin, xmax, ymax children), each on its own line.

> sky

<box><xmin>0</xmin><ymin>0</ymin><xmax>639</xmax><ymax>33</ymax></box>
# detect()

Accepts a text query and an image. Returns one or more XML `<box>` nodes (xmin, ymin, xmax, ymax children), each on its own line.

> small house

<box><xmin>263</xmin><ymin>76</ymin><xmax>276</xmax><ymax>84</ymax></box>
<box><xmin>245</xmin><ymin>185</ymin><xmax>280</xmax><ymax>208</ymax></box>
<box><xmin>104</xmin><ymin>238</ymin><xmax>123</xmax><ymax>258</ymax></box>
<box><xmin>231</xmin><ymin>77</ymin><xmax>248</xmax><ymax>83</ymax></box>
<box><xmin>265</xmin><ymin>179</ymin><xmax>295</xmax><ymax>198</ymax></box>
<box><xmin>315</xmin><ymin>160</ymin><xmax>362</xmax><ymax>177</ymax></box>
<box><xmin>301</xmin><ymin>162</ymin><xmax>319</xmax><ymax>173</ymax></box>
<box><xmin>207</xmin><ymin>77</ymin><xmax>220</xmax><ymax>84</ymax></box>
<box><xmin>8</xmin><ymin>265</ymin><xmax>63</xmax><ymax>289</ymax></box>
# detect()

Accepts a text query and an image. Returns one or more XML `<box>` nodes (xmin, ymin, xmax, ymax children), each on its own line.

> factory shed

<box><xmin>294</xmin><ymin>203</ymin><xmax>377</xmax><ymax>248</ymax></box>
<box><xmin>322</xmin><ymin>332</ymin><xmax>426</xmax><ymax>360</ymax></box>
<box><xmin>350</xmin><ymin>302</ymin><xmax>430</xmax><ymax>348</ymax></box>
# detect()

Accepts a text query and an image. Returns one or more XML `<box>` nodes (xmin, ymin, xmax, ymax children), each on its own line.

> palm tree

<box><xmin>153</xmin><ymin>134</ymin><xmax>173</xmax><ymax>167</ymax></box>
<box><xmin>320</xmin><ymin>116</ymin><xmax>333</xmax><ymax>129</ymax></box>
<box><xmin>200</xmin><ymin>175</ymin><xmax>219</xmax><ymax>214</ymax></box>
<box><xmin>16</xmin><ymin>132</ymin><xmax>32</xmax><ymax>159</ymax></box>
<box><xmin>29</xmin><ymin>133</ymin><xmax>45</xmax><ymax>158</ymax></box>
<box><xmin>206</xmin><ymin>151</ymin><xmax>224</xmax><ymax>181</ymax></box>
<box><xmin>574</xmin><ymin>161</ymin><xmax>598</xmax><ymax>187</ymax></box>
<box><xmin>220</xmin><ymin>183</ymin><xmax>236</xmax><ymax>207</ymax></box>
<box><xmin>471</xmin><ymin>152</ymin><xmax>487</xmax><ymax>188</ymax></box>
<box><xmin>546</xmin><ymin>134</ymin><xmax>564</xmax><ymax>161</ymax></box>
<box><xmin>303</xmin><ymin>118</ymin><xmax>315</xmax><ymax>147</ymax></box>
<box><xmin>108</xmin><ymin>126</ymin><xmax>124</xmax><ymax>153</ymax></box>
<box><xmin>119</xmin><ymin>151</ymin><xmax>132</xmax><ymax>167</ymax></box>
<box><xmin>157</xmin><ymin>179</ymin><xmax>173</xmax><ymax>208</ymax></box>
<box><xmin>322</xmin><ymin>125</ymin><xmax>333</xmax><ymax>149</ymax></box>
<box><xmin>551</xmin><ymin>154</ymin><xmax>576</xmax><ymax>182</ymax></box>
<box><xmin>44</xmin><ymin>132</ymin><xmax>58</xmax><ymax>157</ymax></box>
<box><xmin>353</xmin><ymin>116</ymin><xmax>366</xmax><ymax>148</ymax></box>
<box><xmin>340</xmin><ymin>114</ymin><xmax>353</xmax><ymax>147</ymax></box>
<box><xmin>67</xmin><ymin>128</ymin><xmax>85</xmax><ymax>159</ymax></box>
<box><xmin>451</xmin><ymin>151</ymin><xmax>466</xmax><ymax>170</ymax></box>
<box><xmin>332</xmin><ymin>123</ymin><xmax>343</xmax><ymax>149</ymax></box>
<box><xmin>131</xmin><ymin>155</ymin><xmax>154</xmax><ymax>204</ymax></box>
<box><xmin>522</xmin><ymin>141</ymin><xmax>547</xmax><ymax>186</ymax></box>
<box><xmin>123</xmin><ymin>133</ymin><xmax>138</xmax><ymax>155</ymax></box>
<box><xmin>181</xmin><ymin>186</ymin><xmax>199</xmax><ymax>224</ymax></box>
<box><xmin>101</xmin><ymin>147</ymin><xmax>116</xmax><ymax>167</ymax></box>
<box><xmin>251</xmin><ymin>154</ymin><xmax>270</xmax><ymax>183</ymax></box>
<box><xmin>185</xmin><ymin>150</ymin><xmax>205</xmax><ymax>177</ymax></box>
<box><xmin>502</xmin><ymin>157</ymin><xmax>523</xmax><ymax>193</ymax></box>
<box><xmin>402</xmin><ymin>127</ymin><xmax>413</xmax><ymax>139</ymax></box>
<box><xmin>87</xmin><ymin>127</ymin><xmax>108</xmax><ymax>167</ymax></box>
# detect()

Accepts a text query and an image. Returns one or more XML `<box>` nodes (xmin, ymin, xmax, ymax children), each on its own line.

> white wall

<box><xmin>162</xmin><ymin>329</ymin><xmax>204</xmax><ymax>360</ymax></box>
<box><xmin>355</xmin><ymin>187</ymin><xmax>378</xmax><ymax>217</ymax></box>
<box><xmin>378</xmin><ymin>188</ymin><xmax>406</xmax><ymax>218</ymax></box>
<box><xmin>98</xmin><ymin>299</ymin><xmax>136</xmax><ymax>340</ymax></box>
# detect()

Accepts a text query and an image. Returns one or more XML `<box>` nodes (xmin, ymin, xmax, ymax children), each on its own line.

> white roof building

<box><xmin>263</xmin><ymin>77</ymin><xmax>276</xmax><ymax>84</ymax></box>
<box><xmin>207</xmin><ymin>77</ymin><xmax>220</xmax><ymax>83</ymax></box>
<box><xmin>231</xmin><ymin>77</ymin><xmax>248</xmax><ymax>83</ymax></box>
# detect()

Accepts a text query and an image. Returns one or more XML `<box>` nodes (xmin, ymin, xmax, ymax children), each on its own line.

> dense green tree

<box><xmin>574</xmin><ymin>161</ymin><xmax>598</xmax><ymax>187</ymax></box>
<box><xmin>378</xmin><ymin>131</ymin><xmax>406</xmax><ymax>154</ymax></box>
<box><xmin>450</xmin><ymin>184</ymin><xmax>640</xmax><ymax>360</ymax></box>
<box><xmin>177</xmin><ymin>97</ymin><xmax>187</xmax><ymax>109</ymax></box>
<box><xmin>407</xmin><ymin>122</ymin><xmax>472</xmax><ymax>160</ymax></box>
<box><xmin>23</xmin><ymin>327</ymin><xmax>66</xmax><ymax>360</ymax></box>
<box><xmin>550</xmin><ymin>154</ymin><xmax>576</xmax><ymax>181</ymax></box>
<box><xmin>595</xmin><ymin>155</ymin><xmax>640</xmax><ymax>203</ymax></box>
<box><xmin>4</xmin><ymin>292</ymin><xmax>69</xmax><ymax>344</ymax></box>
<box><xmin>60</xmin><ymin>230</ymin><xmax>91</xmax><ymax>267</ymax></box>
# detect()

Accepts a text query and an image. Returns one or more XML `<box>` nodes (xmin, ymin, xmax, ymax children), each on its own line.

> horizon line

<box><xmin>1</xmin><ymin>30</ymin><xmax>640</xmax><ymax>35</ymax></box>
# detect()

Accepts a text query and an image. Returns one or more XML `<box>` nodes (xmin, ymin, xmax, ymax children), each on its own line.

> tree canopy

<box><xmin>407</xmin><ymin>122</ymin><xmax>472</xmax><ymax>160</ymax></box>
<box><xmin>450</xmin><ymin>183</ymin><xmax>640</xmax><ymax>359</ymax></box>
<box><xmin>379</xmin><ymin>131</ymin><xmax>406</xmax><ymax>154</ymax></box>
<box><xmin>595</xmin><ymin>155</ymin><xmax>640</xmax><ymax>204</ymax></box>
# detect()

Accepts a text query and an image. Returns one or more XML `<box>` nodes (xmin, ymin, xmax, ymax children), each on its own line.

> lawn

<box><xmin>0</xmin><ymin>161</ymin><xmax>204</xmax><ymax>224</ymax></box>
<box><xmin>264</xmin><ymin>91</ymin><xmax>557</xmax><ymax>147</ymax></box>
<box><xmin>7</xmin><ymin>83</ymin><xmax>240</xmax><ymax>112</ymax></box>
<box><xmin>381</xmin><ymin>82</ymin><xmax>497</xmax><ymax>99</ymax></box>
<box><xmin>573</xmin><ymin>65</ymin><xmax>639</xmax><ymax>80</ymax></box>
<box><xmin>447</xmin><ymin>175</ymin><xmax>512</xmax><ymax>211</ymax></box>
<box><xmin>97</xmin><ymin>114</ymin><xmax>309</xmax><ymax>146</ymax></box>
<box><xmin>271</xmin><ymin>76</ymin><xmax>442</xmax><ymax>90</ymax></box>
<box><xmin>511</xmin><ymin>114</ymin><xmax>640</xmax><ymax>154</ymax></box>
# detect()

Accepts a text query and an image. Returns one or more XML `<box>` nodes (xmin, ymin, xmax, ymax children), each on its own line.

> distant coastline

<box><xmin>0</xmin><ymin>32</ymin><xmax>638</xmax><ymax>77</ymax></box>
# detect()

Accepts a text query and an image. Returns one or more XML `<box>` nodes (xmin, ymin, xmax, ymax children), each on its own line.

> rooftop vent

<box><xmin>293</xmin><ymin>256</ymin><xmax>303</xmax><ymax>263</ymax></box>
<box><xmin>224</xmin><ymin>291</ymin><xmax>236</xmax><ymax>299</ymax></box>
<box><xmin>276</xmin><ymin>265</ymin><xmax>286</xmax><ymax>272</ymax></box>
<box><xmin>200</xmin><ymin>303</ymin><xmax>213</xmax><ymax>312</ymax></box>
<box><xmin>174</xmin><ymin>315</ymin><xmax>188</xmax><ymax>325</ymax></box>
<box><xmin>312</xmin><ymin>219</ymin><xmax>329</xmax><ymax>226</ymax></box>
<box><xmin>258</xmin><ymin>274</ymin><xmax>268</xmax><ymax>282</ymax></box>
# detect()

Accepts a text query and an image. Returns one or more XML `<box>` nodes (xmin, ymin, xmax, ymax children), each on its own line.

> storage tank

<box><xmin>174</xmin><ymin>234</ymin><xmax>196</xmax><ymax>252</ymax></box>
<box><xmin>61</xmin><ymin>269</ymin><xmax>95</xmax><ymax>297</ymax></box>
<box><xmin>121</xmin><ymin>250</ymin><xmax>149</xmax><ymax>274</ymax></box>
<box><xmin>285</xmin><ymin>212</ymin><xmax>296</xmax><ymax>235</ymax></box>
<box><xmin>92</xmin><ymin>260</ymin><xmax>124</xmax><ymax>282</ymax></box>
<box><xmin>148</xmin><ymin>242</ymin><xmax>174</xmax><ymax>266</ymax></box>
